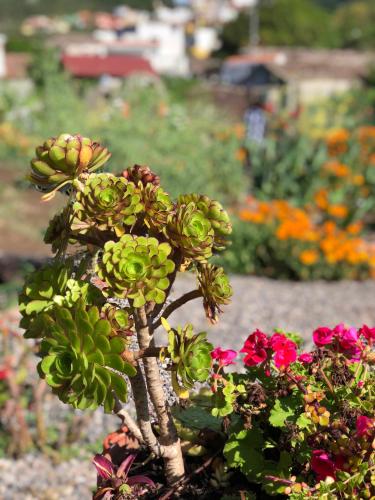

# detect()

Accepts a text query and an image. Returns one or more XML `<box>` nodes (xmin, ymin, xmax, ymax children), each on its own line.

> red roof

<box><xmin>62</xmin><ymin>54</ymin><xmax>156</xmax><ymax>78</ymax></box>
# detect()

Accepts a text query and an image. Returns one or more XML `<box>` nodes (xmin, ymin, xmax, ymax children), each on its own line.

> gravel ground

<box><xmin>2</xmin><ymin>275</ymin><xmax>375</xmax><ymax>499</ymax></box>
<box><xmin>156</xmin><ymin>274</ymin><xmax>375</xmax><ymax>351</ymax></box>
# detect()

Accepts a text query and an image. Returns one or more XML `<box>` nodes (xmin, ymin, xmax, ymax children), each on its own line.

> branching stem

<box><xmin>152</xmin><ymin>289</ymin><xmax>202</xmax><ymax>330</ymax></box>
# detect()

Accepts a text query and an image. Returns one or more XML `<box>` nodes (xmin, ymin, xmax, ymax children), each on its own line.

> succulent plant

<box><xmin>163</xmin><ymin>320</ymin><xmax>213</xmax><ymax>395</ymax></box>
<box><xmin>97</xmin><ymin>235</ymin><xmax>175</xmax><ymax>307</ymax></box>
<box><xmin>29</xmin><ymin>133</ymin><xmax>111</xmax><ymax>197</ymax></box>
<box><xmin>36</xmin><ymin>302</ymin><xmax>136</xmax><ymax>411</ymax></box>
<box><xmin>197</xmin><ymin>264</ymin><xmax>233</xmax><ymax>323</ymax></box>
<box><xmin>72</xmin><ymin>174</ymin><xmax>143</xmax><ymax>236</ymax></box>
<box><xmin>165</xmin><ymin>202</ymin><xmax>214</xmax><ymax>262</ymax></box>
<box><xmin>44</xmin><ymin>206</ymin><xmax>74</xmax><ymax>254</ymax></box>
<box><xmin>19</xmin><ymin>262</ymin><xmax>103</xmax><ymax>336</ymax></box>
<box><xmin>142</xmin><ymin>184</ymin><xmax>173</xmax><ymax>233</ymax></box>
<box><xmin>101</xmin><ymin>303</ymin><xmax>134</xmax><ymax>338</ymax></box>
<box><xmin>121</xmin><ymin>164</ymin><xmax>160</xmax><ymax>187</ymax></box>
<box><xmin>178</xmin><ymin>194</ymin><xmax>232</xmax><ymax>250</ymax></box>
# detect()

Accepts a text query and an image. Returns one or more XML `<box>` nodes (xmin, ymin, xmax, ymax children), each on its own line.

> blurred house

<box><xmin>220</xmin><ymin>48</ymin><xmax>375</xmax><ymax>107</ymax></box>
<box><xmin>62</xmin><ymin>53</ymin><xmax>155</xmax><ymax>80</ymax></box>
<box><xmin>0</xmin><ymin>36</ymin><xmax>32</xmax><ymax>93</ymax></box>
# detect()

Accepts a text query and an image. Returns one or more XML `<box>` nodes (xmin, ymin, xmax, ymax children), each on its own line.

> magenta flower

<box><xmin>337</xmin><ymin>326</ymin><xmax>358</xmax><ymax>350</ymax></box>
<box><xmin>241</xmin><ymin>329</ymin><xmax>269</xmax><ymax>367</ymax></box>
<box><xmin>270</xmin><ymin>333</ymin><xmax>297</xmax><ymax>369</ymax></box>
<box><xmin>359</xmin><ymin>325</ymin><xmax>375</xmax><ymax>343</ymax></box>
<box><xmin>356</xmin><ymin>416</ymin><xmax>374</xmax><ymax>437</ymax></box>
<box><xmin>311</xmin><ymin>449</ymin><xmax>337</xmax><ymax>481</ymax></box>
<box><xmin>298</xmin><ymin>352</ymin><xmax>313</xmax><ymax>364</ymax></box>
<box><xmin>313</xmin><ymin>327</ymin><xmax>334</xmax><ymax>347</ymax></box>
<box><xmin>211</xmin><ymin>347</ymin><xmax>237</xmax><ymax>367</ymax></box>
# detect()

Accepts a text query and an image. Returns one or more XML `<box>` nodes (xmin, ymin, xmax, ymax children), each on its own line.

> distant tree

<box><xmin>217</xmin><ymin>0</ymin><xmax>340</xmax><ymax>56</ymax></box>
<box><xmin>259</xmin><ymin>0</ymin><xmax>337</xmax><ymax>48</ymax></box>
<box><xmin>333</xmin><ymin>0</ymin><xmax>375</xmax><ymax>49</ymax></box>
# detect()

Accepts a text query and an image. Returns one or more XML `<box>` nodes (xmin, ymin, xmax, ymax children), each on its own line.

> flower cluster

<box><xmin>240</xmin><ymin>329</ymin><xmax>297</xmax><ymax>370</ymax></box>
<box><xmin>207</xmin><ymin>322</ymin><xmax>375</xmax><ymax>499</ymax></box>
<box><xmin>313</xmin><ymin>323</ymin><xmax>374</xmax><ymax>361</ymax></box>
<box><xmin>235</xmin><ymin>198</ymin><xmax>375</xmax><ymax>280</ymax></box>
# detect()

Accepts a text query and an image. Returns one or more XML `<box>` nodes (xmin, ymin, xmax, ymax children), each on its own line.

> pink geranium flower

<box><xmin>313</xmin><ymin>327</ymin><xmax>334</xmax><ymax>347</ymax></box>
<box><xmin>359</xmin><ymin>325</ymin><xmax>375</xmax><ymax>343</ymax></box>
<box><xmin>211</xmin><ymin>347</ymin><xmax>237</xmax><ymax>367</ymax></box>
<box><xmin>356</xmin><ymin>416</ymin><xmax>374</xmax><ymax>437</ymax></box>
<box><xmin>241</xmin><ymin>329</ymin><xmax>269</xmax><ymax>367</ymax></box>
<box><xmin>334</xmin><ymin>325</ymin><xmax>363</xmax><ymax>361</ymax></box>
<box><xmin>270</xmin><ymin>333</ymin><xmax>297</xmax><ymax>369</ymax></box>
<box><xmin>298</xmin><ymin>352</ymin><xmax>313</xmax><ymax>364</ymax></box>
<box><xmin>311</xmin><ymin>450</ymin><xmax>337</xmax><ymax>481</ymax></box>
<box><xmin>337</xmin><ymin>326</ymin><xmax>358</xmax><ymax>350</ymax></box>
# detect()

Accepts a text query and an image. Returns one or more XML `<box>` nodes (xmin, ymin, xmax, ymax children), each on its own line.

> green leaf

<box><xmin>104</xmin><ymin>354</ymin><xmax>124</xmax><ymax>371</ymax></box>
<box><xmin>122</xmin><ymin>362</ymin><xmax>137</xmax><ymax>377</ymax></box>
<box><xmin>269</xmin><ymin>397</ymin><xmax>300</xmax><ymax>427</ymax></box>
<box><xmin>110</xmin><ymin>372</ymin><xmax>127</xmax><ymax>402</ymax></box>
<box><xmin>94</xmin><ymin>319</ymin><xmax>111</xmax><ymax>337</ymax></box>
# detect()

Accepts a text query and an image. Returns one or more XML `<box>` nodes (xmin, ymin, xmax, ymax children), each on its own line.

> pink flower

<box><xmin>313</xmin><ymin>327</ymin><xmax>334</xmax><ymax>347</ymax></box>
<box><xmin>334</xmin><ymin>325</ymin><xmax>363</xmax><ymax>360</ymax></box>
<box><xmin>211</xmin><ymin>347</ymin><xmax>237</xmax><ymax>367</ymax></box>
<box><xmin>241</xmin><ymin>329</ymin><xmax>269</xmax><ymax>367</ymax></box>
<box><xmin>337</xmin><ymin>326</ymin><xmax>359</xmax><ymax>350</ymax></box>
<box><xmin>270</xmin><ymin>333</ymin><xmax>297</xmax><ymax>369</ymax></box>
<box><xmin>356</xmin><ymin>416</ymin><xmax>374</xmax><ymax>437</ymax></box>
<box><xmin>359</xmin><ymin>325</ymin><xmax>375</xmax><ymax>343</ymax></box>
<box><xmin>311</xmin><ymin>450</ymin><xmax>336</xmax><ymax>481</ymax></box>
<box><xmin>298</xmin><ymin>352</ymin><xmax>313</xmax><ymax>364</ymax></box>
<box><xmin>0</xmin><ymin>367</ymin><xmax>10</xmax><ymax>380</ymax></box>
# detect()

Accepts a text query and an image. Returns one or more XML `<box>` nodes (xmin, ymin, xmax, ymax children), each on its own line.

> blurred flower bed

<box><xmin>0</xmin><ymin>56</ymin><xmax>374</xmax><ymax>281</ymax></box>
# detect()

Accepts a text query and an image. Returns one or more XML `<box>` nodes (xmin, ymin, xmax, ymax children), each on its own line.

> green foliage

<box><xmin>259</xmin><ymin>0</ymin><xmax>337</xmax><ymax>48</ymax></box>
<box><xmin>36</xmin><ymin>301</ymin><xmax>136</xmax><ymax>411</ymax></box>
<box><xmin>334</xmin><ymin>0</ymin><xmax>375</xmax><ymax>49</ymax></box>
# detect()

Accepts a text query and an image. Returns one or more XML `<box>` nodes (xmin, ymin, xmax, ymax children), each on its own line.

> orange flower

<box><xmin>299</xmin><ymin>249</ymin><xmax>319</xmax><ymax>266</ymax></box>
<box><xmin>233</xmin><ymin>123</ymin><xmax>245</xmax><ymax>139</ymax></box>
<box><xmin>235</xmin><ymin>147</ymin><xmax>248</xmax><ymax>163</ymax></box>
<box><xmin>314</xmin><ymin>189</ymin><xmax>328</xmax><ymax>210</ymax></box>
<box><xmin>327</xmin><ymin>204</ymin><xmax>348</xmax><ymax>219</ymax></box>
<box><xmin>352</xmin><ymin>174</ymin><xmax>365</xmax><ymax>186</ymax></box>
<box><xmin>238</xmin><ymin>208</ymin><xmax>265</xmax><ymax>223</ymax></box>
<box><xmin>158</xmin><ymin>102</ymin><xmax>169</xmax><ymax>117</ymax></box>
<box><xmin>347</xmin><ymin>222</ymin><xmax>363</xmax><ymax>235</ymax></box>
<box><xmin>324</xmin><ymin>161</ymin><xmax>350</xmax><ymax>178</ymax></box>
<box><xmin>326</xmin><ymin>128</ymin><xmax>349</xmax><ymax>157</ymax></box>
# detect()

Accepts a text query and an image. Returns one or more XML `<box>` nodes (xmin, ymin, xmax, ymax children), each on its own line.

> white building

<box><xmin>0</xmin><ymin>35</ymin><xmax>7</xmax><ymax>78</ymax></box>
